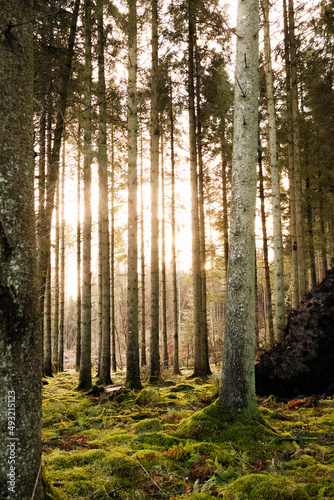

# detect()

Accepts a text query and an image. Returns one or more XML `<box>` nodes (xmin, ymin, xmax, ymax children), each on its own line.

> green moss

<box><xmin>135</xmin><ymin>431</ymin><xmax>181</xmax><ymax>449</ymax></box>
<box><xmin>42</xmin><ymin>469</ymin><xmax>67</xmax><ymax>500</ymax></box>
<box><xmin>133</xmin><ymin>418</ymin><xmax>163</xmax><ymax>433</ymax></box>
<box><xmin>99</xmin><ymin>452</ymin><xmax>145</xmax><ymax>482</ymax></box>
<box><xmin>169</xmin><ymin>384</ymin><xmax>196</xmax><ymax>392</ymax></box>
<box><xmin>220</xmin><ymin>474</ymin><xmax>310</xmax><ymax>499</ymax></box>
<box><xmin>46</xmin><ymin>448</ymin><xmax>107</xmax><ymax>469</ymax></box>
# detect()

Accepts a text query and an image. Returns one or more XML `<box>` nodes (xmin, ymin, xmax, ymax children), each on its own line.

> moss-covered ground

<box><xmin>42</xmin><ymin>370</ymin><xmax>334</xmax><ymax>499</ymax></box>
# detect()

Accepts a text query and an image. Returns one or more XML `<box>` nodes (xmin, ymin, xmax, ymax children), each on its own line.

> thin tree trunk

<box><xmin>78</xmin><ymin>0</ymin><xmax>93</xmax><ymax>390</ymax></box>
<box><xmin>305</xmin><ymin>177</ymin><xmax>317</xmax><ymax>289</ymax></box>
<box><xmin>76</xmin><ymin>131</ymin><xmax>81</xmax><ymax>371</ymax></box>
<box><xmin>188</xmin><ymin>0</ymin><xmax>205</xmax><ymax>377</ymax></box>
<box><xmin>283</xmin><ymin>0</ymin><xmax>299</xmax><ymax>309</ymax></box>
<box><xmin>140</xmin><ymin>127</ymin><xmax>147</xmax><ymax>367</ymax></box>
<box><xmin>53</xmin><ymin>177</ymin><xmax>60</xmax><ymax>370</ymax></box>
<box><xmin>195</xmin><ymin>49</ymin><xmax>211</xmax><ymax>376</ymax></box>
<box><xmin>319</xmin><ymin>182</ymin><xmax>328</xmax><ymax>280</ymax></box>
<box><xmin>220</xmin><ymin>0</ymin><xmax>259</xmax><ymax>417</ymax></box>
<box><xmin>222</xmin><ymin>158</ymin><xmax>229</xmax><ymax>278</ymax></box>
<box><xmin>170</xmin><ymin>79</ymin><xmax>180</xmax><ymax>375</ymax></box>
<box><xmin>126</xmin><ymin>0</ymin><xmax>142</xmax><ymax>389</ymax></box>
<box><xmin>44</xmin><ymin>253</ymin><xmax>53</xmax><ymax>376</ymax></box>
<box><xmin>258</xmin><ymin>144</ymin><xmax>274</xmax><ymax>347</ymax></box>
<box><xmin>161</xmin><ymin>135</ymin><xmax>168</xmax><ymax>369</ymax></box>
<box><xmin>150</xmin><ymin>0</ymin><xmax>161</xmax><ymax>380</ymax></box>
<box><xmin>58</xmin><ymin>142</ymin><xmax>65</xmax><ymax>372</ymax></box>
<box><xmin>97</xmin><ymin>0</ymin><xmax>112</xmax><ymax>385</ymax></box>
<box><xmin>262</xmin><ymin>0</ymin><xmax>285</xmax><ymax>340</ymax></box>
<box><xmin>111</xmin><ymin>123</ymin><xmax>117</xmax><ymax>372</ymax></box>
<box><xmin>288</xmin><ymin>0</ymin><xmax>307</xmax><ymax>299</ymax></box>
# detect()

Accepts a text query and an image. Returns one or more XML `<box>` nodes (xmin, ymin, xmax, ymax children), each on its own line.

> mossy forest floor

<box><xmin>42</xmin><ymin>370</ymin><xmax>334</xmax><ymax>499</ymax></box>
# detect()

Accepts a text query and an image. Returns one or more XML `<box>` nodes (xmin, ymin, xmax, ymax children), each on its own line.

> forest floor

<box><xmin>42</xmin><ymin>369</ymin><xmax>334</xmax><ymax>499</ymax></box>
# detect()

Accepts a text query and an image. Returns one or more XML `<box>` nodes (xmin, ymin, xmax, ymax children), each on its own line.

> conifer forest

<box><xmin>0</xmin><ymin>0</ymin><xmax>333</xmax><ymax>498</ymax></box>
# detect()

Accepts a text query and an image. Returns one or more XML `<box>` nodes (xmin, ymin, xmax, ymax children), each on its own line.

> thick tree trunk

<box><xmin>150</xmin><ymin>0</ymin><xmax>161</xmax><ymax>379</ymax></box>
<box><xmin>126</xmin><ymin>0</ymin><xmax>142</xmax><ymax>389</ymax></box>
<box><xmin>97</xmin><ymin>0</ymin><xmax>112</xmax><ymax>385</ymax></box>
<box><xmin>0</xmin><ymin>1</ymin><xmax>42</xmax><ymax>496</ymax></box>
<box><xmin>262</xmin><ymin>0</ymin><xmax>285</xmax><ymax>340</ymax></box>
<box><xmin>220</xmin><ymin>0</ymin><xmax>259</xmax><ymax>417</ymax></box>
<box><xmin>78</xmin><ymin>0</ymin><xmax>93</xmax><ymax>391</ymax></box>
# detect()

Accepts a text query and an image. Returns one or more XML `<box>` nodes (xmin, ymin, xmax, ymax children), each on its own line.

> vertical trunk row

<box><xmin>78</xmin><ymin>0</ymin><xmax>93</xmax><ymax>391</ymax></box>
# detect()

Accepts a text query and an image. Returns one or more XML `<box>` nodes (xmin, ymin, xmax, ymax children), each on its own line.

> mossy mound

<box><xmin>175</xmin><ymin>398</ymin><xmax>286</xmax><ymax>451</ymax></box>
<box><xmin>220</xmin><ymin>474</ymin><xmax>310</xmax><ymax>499</ymax></box>
<box><xmin>169</xmin><ymin>384</ymin><xmax>196</xmax><ymax>392</ymax></box>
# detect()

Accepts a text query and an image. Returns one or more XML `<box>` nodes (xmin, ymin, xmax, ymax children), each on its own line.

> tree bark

<box><xmin>220</xmin><ymin>0</ymin><xmax>259</xmax><ymax>417</ymax></box>
<box><xmin>161</xmin><ymin>135</ymin><xmax>168</xmax><ymax>369</ymax></box>
<box><xmin>140</xmin><ymin>127</ymin><xmax>147</xmax><ymax>367</ymax></box>
<box><xmin>150</xmin><ymin>0</ymin><xmax>161</xmax><ymax>379</ymax></box>
<box><xmin>78</xmin><ymin>0</ymin><xmax>93</xmax><ymax>391</ymax></box>
<box><xmin>0</xmin><ymin>1</ymin><xmax>42</xmax><ymax>496</ymax></box>
<box><xmin>97</xmin><ymin>0</ymin><xmax>112</xmax><ymax>385</ymax></box>
<box><xmin>58</xmin><ymin>142</ymin><xmax>66</xmax><ymax>372</ymax></box>
<box><xmin>126</xmin><ymin>0</ymin><xmax>142</xmax><ymax>389</ymax></box>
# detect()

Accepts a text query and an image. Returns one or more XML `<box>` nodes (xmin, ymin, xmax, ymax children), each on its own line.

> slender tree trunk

<box><xmin>283</xmin><ymin>0</ymin><xmax>299</xmax><ymax>309</ymax></box>
<box><xmin>126</xmin><ymin>0</ymin><xmax>142</xmax><ymax>389</ymax></box>
<box><xmin>53</xmin><ymin>178</ymin><xmax>60</xmax><ymax>370</ymax></box>
<box><xmin>58</xmin><ymin>142</ymin><xmax>66</xmax><ymax>372</ymax></box>
<box><xmin>111</xmin><ymin>123</ymin><xmax>117</xmax><ymax>372</ymax></box>
<box><xmin>170</xmin><ymin>80</ymin><xmax>180</xmax><ymax>375</ymax></box>
<box><xmin>97</xmin><ymin>0</ymin><xmax>112</xmax><ymax>385</ymax></box>
<box><xmin>140</xmin><ymin>128</ymin><xmax>147</xmax><ymax>367</ymax></box>
<box><xmin>161</xmin><ymin>135</ymin><xmax>168</xmax><ymax>369</ymax></box>
<box><xmin>305</xmin><ymin>177</ymin><xmax>317</xmax><ymax>289</ymax></box>
<box><xmin>288</xmin><ymin>0</ymin><xmax>307</xmax><ymax>299</ymax></box>
<box><xmin>44</xmin><ymin>252</ymin><xmax>53</xmax><ymax>376</ymax></box>
<box><xmin>0</xmin><ymin>1</ymin><xmax>42</xmax><ymax>495</ymax></box>
<box><xmin>220</xmin><ymin>0</ymin><xmax>260</xmax><ymax>417</ymax></box>
<box><xmin>258</xmin><ymin>144</ymin><xmax>274</xmax><ymax>347</ymax></box>
<box><xmin>262</xmin><ymin>0</ymin><xmax>285</xmax><ymax>340</ymax></box>
<box><xmin>222</xmin><ymin>157</ymin><xmax>229</xmax><ymax>278</ymax></box>
<box><xmin>195</xmin><ymin>50</ymin><xmax>211</xmax><ymax>376</ymax></box>
<box><xmin>150</xmin><ymin>0</ymin><xmax>161</xmax><ymax>380</ymax></box>
<box><xmin>78</xmin><ymin>0</ymin><xmax>93</xmax><ymax>391</ymax></box>
<box><xmin>319</xmin><ymin>182</ymin><xmax>328</xmax><ymax>280</ymax></box>
<box><xmin>76</xmin><ymin>131</ymin><xmax>81</xmax><ymax>371</ymax></box>
<box><xmin>188</xmin><ymin>0</ymin><xmax>205</xmax><ymax>377</ymax></box>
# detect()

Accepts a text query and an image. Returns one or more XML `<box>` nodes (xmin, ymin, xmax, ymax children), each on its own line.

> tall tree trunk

<box><xmin>262</xmin><ymin>0</ymin><xmax>285</xmax><ymax>340</ymax></box>
<box><xmin>44</xmin><ymin>253</ymin><xmax>53</xmax><ymax>376</ymax></box>
<box><xmin>150</xmin><ymin>0</ymin><xmax>161</xmax><ymax>380</ymax></box>
<box><xmin>170</xmin><ymin>79</ymin><xmax>180</xmax><ymax>375</ymax></box>
<box><xmin>111</xmin><ymin>123</ymin><xmax>117</xmax><ymax>372</ymax></box>
<box><xmin>288</xmin><ymin>0</ymin><xmax>307</xmax><ymax>299</ymax></box>
<box><xmin>188</xmin><ymin>0</ymin><xmax>205</xmax><ymax>377</ymax></box>
<box><xmin>76</xmin><ymin>131</ymin><xmax>81</xmax><ymax>371</ymax></box>
<box><xmin>58</xmin><ymin>142</ymin><xmax>66</xmax><ymax>372</ymax></box>
<box><xmin>97</xmin><ymin>0</ymin><xmax>112</xmax><ymax>385</ymax></box>
<box><xmin>140</xmin><ymin>127</ymin><xmax>147</xmax><ymax>367</ymax></box>
<box><xmin>319</xmin><ymin>182</ymin><xmax>328</xmax><ymax>280</ymax></box>
<box><xmin>126</xmin><ymin>0</ymin><xmax>142</xmax><ymax>389</ymax></box>
<box><xmin>161</xmin><ymin>135</ymin><xmax>168</xmax><ymax>369</ymax></box>
<box><xmin>0</xmin><ymin>1</ymin><xmax>42</xmax><ymax>495</ymax></box>
<box><xmin>258</xmin><ymin>144</ymin><xmax>274</xmax><ymax>347</ymax></box>
<box><xmin>78</xmin><ymin>0</ymin><xmax>93</xmax><ymax>391</ymax></box>
<box><xmin>283</xmin><ymin>0</ymin><xmax>299</xmax><ymax>309</ymax></box>
<box><xmin>195</xmin><ymin>49</ymin><xmax>211</xmax><ymax>376</ymax></box>
<box><xmin>53</xmin><ymin>178</ymin><xmax>60</xmax><ymax>370</ymax></box>
<box><xmin>220</xmin><ymin>0</ymin><xmax>260</xmax><ymax>417</ymax></box>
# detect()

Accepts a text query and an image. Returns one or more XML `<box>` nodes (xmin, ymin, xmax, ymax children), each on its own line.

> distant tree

<box><xmin>220</xmin><ymin>0</ymin><xmax>260</xmax><ymax>417</ymax></box>
<box><xmin>0</xmin><ymin>0</ymin><xmax>42</xmax><ymax>497</ymax></box>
